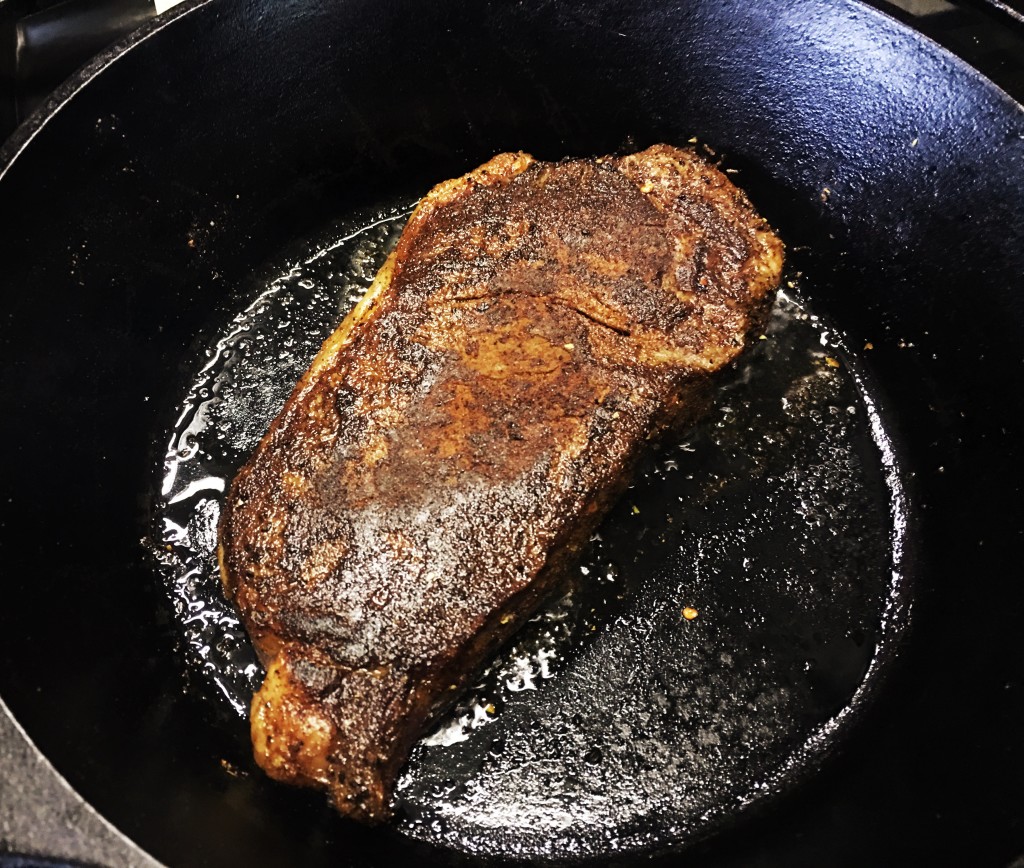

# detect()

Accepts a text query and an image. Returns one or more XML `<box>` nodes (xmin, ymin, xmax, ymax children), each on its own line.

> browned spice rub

<box><xmin>218</xmin><ymin>145</ymin><xmax>784</xmax><ymax>822</ymax></box>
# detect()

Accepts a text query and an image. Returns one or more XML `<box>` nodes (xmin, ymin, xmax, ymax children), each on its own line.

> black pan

<box><xmin>1</xmin><ymin>0</ymin><xmax>1022</xmax><ymax>864</ymax></box>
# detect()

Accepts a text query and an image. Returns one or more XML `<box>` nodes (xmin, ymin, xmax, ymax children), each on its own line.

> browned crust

<box><xmin>218</xmin><ymin>145</ymin><xmax>784</xmax><ymax>821</ymax></box>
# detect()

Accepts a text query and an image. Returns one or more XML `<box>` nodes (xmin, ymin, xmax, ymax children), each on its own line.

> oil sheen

<box><xmin>150</xmin><ymin>202</ymin><xmax>911</xmax><ymax>859</ymax></box>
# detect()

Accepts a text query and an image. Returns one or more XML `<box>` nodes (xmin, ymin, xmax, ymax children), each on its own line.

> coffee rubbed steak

<box><xmin>218</xmin><ymin>144</ymin><xmax>784</xmax><ymax>822</ymax></box>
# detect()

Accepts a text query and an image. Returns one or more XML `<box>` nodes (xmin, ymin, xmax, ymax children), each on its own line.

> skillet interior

<box><xmin>150</xmin><ymin>198</ymin><xmax>909</xmax><ymax>860</ymax></box>
<box><xmin>0</xmin><ymin>0</ymin><xmax>1022</xmax><ymax>864</ymax></box>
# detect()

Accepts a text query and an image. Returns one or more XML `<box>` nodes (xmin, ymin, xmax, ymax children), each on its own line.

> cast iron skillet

<box><xmin>1</xmin><ymin>0</ymin><xmax>1022</xmax><ymax>864</ymax></box>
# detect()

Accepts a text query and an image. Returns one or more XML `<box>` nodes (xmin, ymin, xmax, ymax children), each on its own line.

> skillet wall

<box><xmin>1</xmin><ymin>0</ymin><xmax>1022</xmax><ymax>864</ymax></box>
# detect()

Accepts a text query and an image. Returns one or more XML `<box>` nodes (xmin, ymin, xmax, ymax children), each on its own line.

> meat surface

<box><xmin>218</xmin><ymin>144</ymin><xmax>784</xmax><ymax>822</ymax></box>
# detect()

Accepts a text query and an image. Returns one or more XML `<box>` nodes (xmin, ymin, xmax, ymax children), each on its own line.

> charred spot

<box><xmin>333</xmin><ymin>386</ymin><xmax>358</xmax><ymax>417</ymax></box>
<box><xmin>394</xmin><ymin>337</ymin><xmax>429</xmax><ymax>370</ymax></box>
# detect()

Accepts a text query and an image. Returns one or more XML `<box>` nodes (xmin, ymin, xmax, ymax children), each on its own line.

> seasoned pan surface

<box><xmin>1</xmin><ymin>0</ymin><xmax>1022</xmax><ymax>864</ymax></box>
<box><xmin>151</xmin><ymin>197</ymin><xmax>909</xmax><ymax>859</ymax></box>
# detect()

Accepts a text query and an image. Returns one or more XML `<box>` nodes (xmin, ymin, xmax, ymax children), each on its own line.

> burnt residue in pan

<box><xmin>149</xmin><ymin>195</ymin><xmax>911</xmax><ymax>861</ymax></box>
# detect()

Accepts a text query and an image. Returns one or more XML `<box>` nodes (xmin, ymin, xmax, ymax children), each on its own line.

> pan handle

<box><xmin>12</xmin><ymin>0</ymin><xmax>186</xmax><ymax>121</ymax></box>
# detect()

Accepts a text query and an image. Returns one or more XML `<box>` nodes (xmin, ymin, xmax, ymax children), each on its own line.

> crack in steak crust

<box><xmin>218</xmin><ymin>145</ymin><xmax>784</xmax><ymax>822</ymax></box>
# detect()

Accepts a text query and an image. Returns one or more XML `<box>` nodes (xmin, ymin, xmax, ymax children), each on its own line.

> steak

<box><xmin>218</xmin><ymin>144</ymin><xmax>784</xmax><ymax>822</ymax></box>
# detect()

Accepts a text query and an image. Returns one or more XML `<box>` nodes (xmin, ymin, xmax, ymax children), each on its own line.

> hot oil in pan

<box><xmin>151</xmin><ymin>202</ymin><xmax>910</xmax><ymax>859</ymax></box>
<box><xmin>153</xmin><ymin>205</ymin><xmax>415</xmax><ymax>712</ymax></box>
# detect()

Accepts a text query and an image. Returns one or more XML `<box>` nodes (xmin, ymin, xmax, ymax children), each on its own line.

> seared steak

<box><xmin>218</xmin><ymin>144</ymin><xmax>784</xmax><ymax>822</ymax></box>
